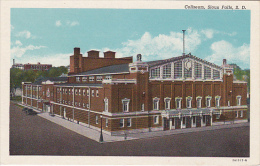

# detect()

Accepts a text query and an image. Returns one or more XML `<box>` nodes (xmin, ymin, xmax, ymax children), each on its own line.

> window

<box><xmin>204</xmin><ymin>66</ymin><xmax>212</xmax><ymax>79</ymax></box>
<box><xmin>69</xmin><ymin>89</ymin><xmax>71</xmax><ymax>95</ymax></box>
<box><xmin>122</xmin><ymin>98</ymin><xmax>130</xmax><ymax>112</ymax></box>
<box><xmin>127</xmin><ymin>118</ymin><xmax>131</xmax><ymax>127</ymax></box>
<box><xmin>86</xmin><ymin>103</ymin><xmax>89</xmax><ymax>108</ymax></box>
<box><xmin>216</xmin><ymin>114</ymin><xmax>220</xmax><ymax>119</ymax></box>
<box><xmin>96</xmin><ymin>76</ymin><xmax>103</xmax><ymax>81</ymax></box>
<box><xmin>68</xmin><ymin>101</ymin><xmax>70</xmax><ymax>105</ymax></box>
<box><xmin>76</xmin><ymin>77</ymin><xmax>80</xmax><ymax>82</ymax></box>
<box><xmin>87</xmin><ymin>89</ymin><xmax>89</xmax><ymax>96</ymax></box>
<box><xmin>119</xmin><ymin>119</ymin><xmax>124</xmax><ymax>127</ymax></box>
<box><xmin>141</xmin><ymin>104</ymin><xmax>145</xmax><ymax>111</ymax></box>
<box><xmin>235</xmin><ymin>111</ymin><xmax>238</xmax><ymax>118</ymax></box>
<box><xmin>240</xmin><ymin>111</ymin><xmax>243</xmax><ymax>117</ymax></box>
<box><xmin>175</xmin><ymin>97</ymin><xmax>182</xmax><ymax>109</ymax></box>
<box><xmin>153</xmin><ymin>98</ymin><xmax>160</xmax><ymax>110</ymax></box>
<box><xmin>182</xmin><ymin>117</ymin><xmax>186</xmax><ymax>125</ymax></box>
<box><xmin>196</xmin><ymin>97</ymin><xmax>202</xmax><ymax>108</ymax></box>
<box><xmin>163</xmin><ymin>64</ymin><xmax>171</xmax><ymax>78</ymax></box>
<box><xmin>192</xmin><ymin>116</ymin><xmax>196</xmax><ymax>124</ymax></box>
<box><xmin>57</xmin><ymin>99</ymin><xmax>59</xmax><ymax>103</ymax></box>
<box><xmin>92</xmin><ymin>90</ymin><xmax>95</xmax><ymax>97</ymax></box>
<box><xmin>75</xmin><ymin>89</ymin><xmax>78</xmax><ymax>95</ymax></box>
<box><xmin>194</xmin><ymin>62</ymin><xmax>202</xmax><ymax>79</ymax></box>
<box><xmin>78</xmin><ymin>102</ymin><xmax>81</xmax><ymax>107</ymax></box>
<box><xmin>96</xmin><ymin>116</ymin><xmax>98</xmax><ymax>124</ymax></box>
<box><xmin>96</xmin><ymin>90</ymin><xmax>99</xmax><ymax>97</ymax></box>
<box><xmin>154</xmin><ymin>116</ymin><xmax>159</xmax><ymax>124</ymax></box>
<box><xmin>105</xmin><ymin>118</ymin><xmax>108</xmax><ymax>127</ymax></box>
<box><xmin>151</xmin><ymin>67</ymin><xmax>160</xmax><ymax>78</ymax></box>
<box><xmin>89</xmin><ymin>76</ymin><xmax>94</xmax><ymax>82</ymax></box>
<box><xmin>65</xmin><ymin>101</ymin><xmax>67</xmax><ymax>104</ymax></box>
<box><xmin>215</xmin><ymin>96</ymin><xmax>221</xmax><ymax>107</ymax></box>
<box><xmin>82</xmin><ymin>76</ymin><xmax>88</xmax><ymax>82</ymax></box>
<box><xmin>104</xmin><ymin>98</ymin><xmax>108</xmax><ymax>112</ymax></box>
<box><xmin>206</xmin><ymin>96</ymin><xmax>212</xmax><ymax>107</ymax></box>
<box><xmin>164</xmin><ymin>98</ymin><xmax>171</xmax><ymax>109</ymax></box>
<box><xmin>203</xmin><ymin>115</ymin><xmax>206</xmax><ymax>123</ymax></box>
<box><xmin>236</xmin><ymin>96</ymin><xmax>241</xmax><ymax>106</ymax></box>
<box><xmin>174</xmin><ymin>61</ymin><xmax>182</xmax><ymax>79</ymax></box>
<box><xmin>78</xmin><ymin>89</ymin><xmax>81</xmax><ymax>95</ymax></box>
<box><xmin>186</xmin><ymin>97</ymin><xmax>192</xmax><ymax>108</ymax></box>
<box><xmin>65</xmin><ymin>89</ymin><xmax>67</xmax><ymax>94</ymax></box>
<box><xmin>213</xmin><ymin>69</ymin><xmax>220</xmax><ymax>79</ymax></box>
<box><xmin>63</xmin><ymin>100</ymin><xmax>64</xmax><ymax>104</ymax></box>
<box><xmin>83</xmin><ymin>89</ymin><xmax>86</xmax><ymax>96</ymax></box>
<box><xmin>105</xmin><ymin>75</ymin><xmax>112</xmax><ymax>80</ymax></box>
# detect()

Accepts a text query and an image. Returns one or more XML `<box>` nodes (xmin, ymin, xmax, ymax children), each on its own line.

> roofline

<box><xmin>69</xmin><ymin>72</ymin><xmax>130</xmax><ymax>77</ymax></box>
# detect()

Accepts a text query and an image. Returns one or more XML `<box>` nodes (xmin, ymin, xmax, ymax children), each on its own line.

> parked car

<box><xmin>22</xmin><ymin>108</ymin><xmax>28</xmax><ymax>112</ymax></box>
<box><xmin>26</xmin><ymin>109</ymin><xmax>37</xmax><ymax>115</ymax></box>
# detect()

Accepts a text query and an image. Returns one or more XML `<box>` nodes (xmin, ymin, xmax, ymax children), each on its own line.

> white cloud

<box><xmin>11</xmin><ymin>43</ymin><xmax>46</xmax><ymax>58</ymax></box>
<box><xmin>15</xmin><ymin>40</ymin><xmax>22</xmax><ymax>46</ymax></box>
<box><xmin>100</xmin><ymin>28</ymin><xmax>201</xmax><ymax>61</ymax></box>
<box><xmin>205</xmin><ymin>40</ymin><xmax>250</xmax><ymax>69</ymax></box>
<box><xmin>66</xmin><ymin>21</ymin><xmax>79</xmax><ymax>27</ymax></box>
<box><xmin>201</xmin><ymin>29</ymin><xmax>237</xmax><ymax>39</ymax></box>
<box><xmin>55</xmin><ymin>20</ymin><xmax>62</xmax><ymax>27</ymax></box>
<box><xmin>15</xmin><ymin>30</ymin><xmax>32</xmax><ymax>39</ymax></box>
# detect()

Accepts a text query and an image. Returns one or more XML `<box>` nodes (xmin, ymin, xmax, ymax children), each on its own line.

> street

<box><xmin>10</xmin><ymin>101</ymin><xmax>249</xmax><ymax>156</ymax></box>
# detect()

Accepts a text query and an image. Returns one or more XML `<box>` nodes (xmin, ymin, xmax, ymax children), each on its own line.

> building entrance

<box><xmin>163</xmin><ymin>118</ymin><xmax>170</xmax><ymax>130</ymax></box>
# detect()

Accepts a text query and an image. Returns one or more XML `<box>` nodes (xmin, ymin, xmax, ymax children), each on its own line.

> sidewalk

<box><xmin>17</xmin><ymin>102</ymin><xmax>249</xmax><ymax>143</ymax></box>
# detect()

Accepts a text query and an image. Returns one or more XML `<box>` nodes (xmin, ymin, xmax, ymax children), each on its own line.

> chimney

<box><xmin>74</xmin><ymin>47</ymin><xmax>80</xmax><ymax>55</ymax></box>
<box><xmin>182</xmin><ymin>30</ymin><xmax>186</xmax><ymax>56</ymax></box>
<box><xmin>13</xmin><ymin>59</ymin><xmax>15</xmax><ymax>65</ymax></box>
<box><xmin>88</xmin><ymin>50</ymin><xmax>99</xmax><ymax>58</ymax></box>
<box><xmin>104</xmin><ymin>51</ymin><xmax>115</xmax><ymax>58</ymax></box>
<box><xmin>223</xmin><ymin>59</ymin><xmax>227</xmax><ymax>65</ymax></box>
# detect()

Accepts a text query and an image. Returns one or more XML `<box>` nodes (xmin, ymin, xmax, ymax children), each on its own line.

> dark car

<box><xmin>26</xmin><ymin>109</ymin><xmax>37</xmax><ymax>115</ymax></box>
<box><xmin>22</xmin><ymin>107</ymin><xmax>28</xmax><ymax>112</ymax></box>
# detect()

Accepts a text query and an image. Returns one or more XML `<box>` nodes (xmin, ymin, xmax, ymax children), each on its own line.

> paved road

<box><xmin>10</xmin><ymin>102</ymin><xmax>249</xmax><ymax>156</ymax></box>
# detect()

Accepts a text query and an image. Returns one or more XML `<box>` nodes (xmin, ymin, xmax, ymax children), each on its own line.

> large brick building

<box><xmin>22</xmin><ymin>47</ymin><xmax>248</xmax><ymax>135</ymax></box>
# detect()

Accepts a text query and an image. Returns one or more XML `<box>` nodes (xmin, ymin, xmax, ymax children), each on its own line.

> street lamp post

<box><xmin>99</xmin><ymin>115</ymin><xmax>104</xmax><ymax>143</ymax></box>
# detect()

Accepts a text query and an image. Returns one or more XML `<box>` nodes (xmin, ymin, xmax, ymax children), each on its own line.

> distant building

<box><xmin>12</xmin><ymin>59</ymin><xmax>52</xmax><ymax>71</ymax></box>
<box><xmin>24</xmin><ymin>62</ymin><xmax>52</xmax><ymax>71</ymax></box>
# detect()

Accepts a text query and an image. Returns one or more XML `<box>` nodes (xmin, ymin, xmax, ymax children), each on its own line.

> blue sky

<box><xmin>11</xmin><ymin>9</ymin><xmax>250</xmax><ymax>69</ymax></box>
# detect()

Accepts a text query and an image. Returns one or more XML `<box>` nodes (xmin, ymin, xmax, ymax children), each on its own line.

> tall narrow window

<box><xmin>163</xmin><ymin>64</ymin><xmax>171</xmax><ymax>78</ymax></box>
<box><xmin>87</xmin><ymin>89</ymin><xmax>89</xmax><ymax>96</ymax></box>
<box><xmin>192</xmin><ymin>116</ymin><xmax>196</xmax><ymax>125</ymax></box>
<box><xmin>105</xmin><ymin>75</ymin><xmax>112</xmax><ymax>80</ymax></box>
<box><xmin>78</xmin><ymin>89</ymin><xmax>81</xmax><ymax>95</ymax></box>
<box><xmin>96</xmin><ymin>90</ymin><xmax>99</xmax><ymax>97</ymax></box>
<box><xmin>240</xmin><ymin>111</ymin><xmax>243</xmax><ymax>117</ymax></box>
<box><xmin>83</xmin><ymin>89</ymin><xmax>86</xmax><ymax>96</ymax></box>
<box><xmin>213</xmin><ymin>69</ymin><xmax>220</xmax><ymax>79</ymax></box>
<box><xmin>175</xmin><ymin>97</ymin><xmax>182</xmax><ymax>109</ymax></box>
<box><xmin>186</xmin><ymin>97</ymin><xmax>192</xmax><ymax>108</ymax></box>
<box><xmin>76</xmin><ymin>77</ymin><xmax>80</xmax><ymax>82</ymax></box>
<box><xmin>164</xmin><ymin>98</ymin><xmax>171</xmax><ymax>109</ymax></box>
<box><xmin>127</xmin><ymin>118</ymin><xmax>131</xmax><ymax>127</ymax></box>
<box><xmin>196</xmin><ymin>97</ymin><xmax>202</xmax><ymax>108</ymax></box>
<box><xmin>194</xmin><ymin>62</ymin><xmax>202</xmax><ymax>79</ymax></box>
<box><xmin>96</xmin><ymin>116</ymin><xmax>98</xmax><ymax>124</ymax></box>
<box><xmin>153</xmin><ymin>98</ymin><xmax>160</xmax><ymax>110</ymax></box>
<box><xmin>174</xmin><ymin>61</ymin><xmax>182</xmax><ymax>79</ymax></box>
<box><xmin>105</xmin><ymin>118</ymin><xmax>108</xmax><ymax>127</ymax></box>
<box><xmin>205</xmin><ymin>96</ymin><xmax>212</xmax><ymax>107</ymax></box>
<box><xmin>236</xmin><ymin>96</ymin><xmax>241</xmax><ymax>106</ymax></box>
<box><xmin>204</xmin><ymin>66</ymin><xmax>212</xmax><ymax>79</ymax></box>
<box><xmin>122</xmin><ymin>98</ymin><xmax>130</xmax><ymax>112</ymax></box>
<box><xmin>92</xmin><ymin>90</ymin><xmax>95</xmax><ymax>97</ymax></box>
<box><xmin>141</xmin><ymin>104</ymin><xmax>145</xmax><ymax>111</ymax></box>
<box><xmin>104</xmin><ymin>98</ymin><xmax>108</xmax><ymax>112</ymax></box>
<box><xmin>215</xmin><ymin>96</ymin><xmax>221</xmax><ymax>107</ymax></box>
<box><xmin>154</xmin><ymin>116</ymin><xmax>159</xmax><ymax>124</ymax></box>
<box><xmin>119</xmin><ymin>119</ymin><xmax>124</xmax><ymax>127</ymax></box>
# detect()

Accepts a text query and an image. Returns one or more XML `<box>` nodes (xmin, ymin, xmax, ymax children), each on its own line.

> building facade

<box><xmin>22</xmin><ymin>47</ymin><xmax>248</xmax><ymax>135</ymax></box>
<box><xmin>12</xmin><ymin>59</ymin><xmax>52</xmax><ymax>71</ymax></box>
